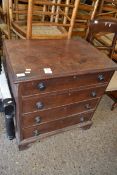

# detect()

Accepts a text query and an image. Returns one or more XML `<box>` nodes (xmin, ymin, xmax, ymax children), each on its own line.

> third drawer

<box><xmin>22</xmin><ymin>98</ymin><xmax>100</xmax><ymax>128</ymax></box>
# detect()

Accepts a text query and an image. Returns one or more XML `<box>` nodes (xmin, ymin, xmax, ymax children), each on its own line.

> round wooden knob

<box><xmin>37</xmin><ymin>82</ymin><xmax>46</xmax><ymax>91</ymax></box>
<box><xmin>85</xmin><ymin>104</ymin><xmax>91</xmax><ymax>110</ymax></box>
<box><xmin>35</xmin><ymin>116</ymin><xmax>41</xmax><ymax>124</ymax></box>
<box><xmin>33</xmin><ymin>130</ymin><xmax>40</xmax><ymax>136</ymax></box>
<box><xmin>91</xmin><ymin>91</ymin><xmax>97</xmax><ymax>97</ymax></box>
<box><xmin>36</xmin><ymin>102</ymin><xmax>44</xmax><ymax>110</ymax></box>
<box><xmin>98</xmin><ymin>74</ymin><xmax>104</xmax><ymax>81</ymax></box>
<box><xmin>80</xmin><ymin>116</ymin><xmax>84</xmax><ymax>122</ymax></box>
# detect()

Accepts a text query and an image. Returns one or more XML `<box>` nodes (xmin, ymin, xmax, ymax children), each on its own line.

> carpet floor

<box><xmin>0</xmin><ymin>95</ymin><xmax>117</xmax><ymax>175</ymax></box>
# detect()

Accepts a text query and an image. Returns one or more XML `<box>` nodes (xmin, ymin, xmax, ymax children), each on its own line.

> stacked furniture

<box><xmin>87</xmin><ymin>18</ymin><xmax>117</xmax><ymax>59</ymax></box>
<box><xmin>73</xmin><ymin>0</ymin><xmax>99</xmax><ymax>38</ymax></box>
<box><xmin>87</xmin><ymin>18</ymin><xmax>117</xmax><ymax>110</ymax></box>
<box><xmin>0</xmin><ymin>0</ymin><xmax>11</xmax><ymax>73</ymax></box>
<box><xmin>9</xmin><ymin>0</ymin><xmax>80</xmax><ymax>39</ymax></box>
<box><xmin>94</xmin><ymin>0</ymin><xmax>117</xmax><ymax>60</ymax></box>
<box><xmin>97</xmin><ymin>0</ymin><xmax>117</xmax><ymax>19</ymax></box>
<box><xmin>0</xmin><ymin>0</ymin><xmax>10</xmax><ymax>39</ymax></box>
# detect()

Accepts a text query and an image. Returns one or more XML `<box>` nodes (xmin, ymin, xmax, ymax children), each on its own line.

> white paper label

<box><xmin>16</xmin><ymin>73</ymin><xmax>25</xmax><ymax>77</ymax></box>
<box><xmin>44</xmin><ymin>68</ymin><xmax>52</xmax><ymax>74</ymax></box>
<box><xmin>26</xmin><ymin>68</ymin><xmax>31</xmax><ymax>71</ymax></box>
<box><xmin>25</xmin><ymin>71</ymin><xmax>31</xmax><ymax>74</ymax></box>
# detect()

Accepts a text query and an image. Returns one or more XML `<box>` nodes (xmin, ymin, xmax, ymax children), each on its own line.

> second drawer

<box><xmin>22</xmin><ymin>85</ymin><xmax>106</xmax><ymax>113</ymax></box>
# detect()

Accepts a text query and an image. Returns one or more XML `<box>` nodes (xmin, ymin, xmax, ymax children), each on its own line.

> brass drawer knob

<box><xmin>85</xmin><ymin>104</ymin><xmax>91</xmax><ymax>110</ymax></box>
<box><xmin>37</xmin><ymin>82</ymin><xmax>46</xmax><ymax>91</ymax></box>
<box><xmin>35</xmin><ymin>116</ymin><xmax>41</xmax><ymax>124</ymax></box>
<box><xmin>36</xmin><ymin>102</ymin><xmax>44</xmax><ymax>110</ymax></box>
<box><xmin>80</xmin><ymin>116</ymin><xmax>84</xmax><ymax>122</ymax></box>
<box><xmin>91</xmin><ymin>91</ymin><xmax>97</xmax><ymax>97</ymax></box>
<box><xmin>98</xmin><ymin>74</ymin><xmax>104</xmax><ymax>81</ymax></box>
<box><xmin>33</xmin><ymin>130</ymin><xmax>40</xmax><ymax>136</ymax></box>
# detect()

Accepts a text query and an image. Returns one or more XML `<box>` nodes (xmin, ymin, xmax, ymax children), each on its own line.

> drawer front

<box><xmin>22</xmin><ymin>98</ymin><xmax>99</xmax><ymax>128</ymax></box>
<box><xmin>22</xmin><ymin>85</ymin><xmax>106</xmax><ymax>113</ymax></box>
<box><xmin>20</xmin><ymin>71</ymin><xmax>113</xmax><ymax>96</ymax></box>
<box><xmin>22</xmin><ymin>111</ymin><xmax>94</xmax><ymax>139</ymax></box>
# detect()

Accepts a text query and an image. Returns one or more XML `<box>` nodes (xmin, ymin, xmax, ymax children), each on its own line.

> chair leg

<box><xmin>0</xmin><ymin>29</ymin><xmax>3</xmax><ymax>74</ymax></box>
<box><xmin>106</xmin><ymin>91</ymin><xmax>117</xmax><ymax>110</ymax></box>
<box><xmin>111</xmin><ymin>102</ymin><xmax>117</xmax><ymax>111</ymax></box>
<box><xmin>0</xmin><ymin>56</ymin><xmax>1</xmax><ymax>74</ymax></box>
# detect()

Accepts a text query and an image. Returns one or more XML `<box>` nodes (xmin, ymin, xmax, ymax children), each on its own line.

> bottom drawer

<box><xmin>22</xmin><ymin>111</ymin><xmax>94</xmax><ymax>139</ymax></box>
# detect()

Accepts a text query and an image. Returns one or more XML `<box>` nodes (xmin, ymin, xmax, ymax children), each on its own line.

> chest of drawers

<box><xmin>3</xmin><ymin>39</ymin><xmax>117</xmax><ymax>150</ymax></box>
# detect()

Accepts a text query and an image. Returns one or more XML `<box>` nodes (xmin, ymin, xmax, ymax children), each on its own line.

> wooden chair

<box><xmin>73</xmin><ymin>0</ymin><xmax>100</xmax><ymax>38</ymax></box>
<box><xmin>0</xmin><ymin>0</ymin><xmax>11</xmax><ymax>39</ymax></box>
<box><xmin>87</xmin><ymin>18</ymin><xmax>117</xmax><ymax>110</ymax></box>
<box><xmin>96</xmin><ymin>0</ymin><xmax>117</xmax><ymax>19</ymax></box>
<box><xmin>0</xmin><ymin>0</ymin><xmax>11</xmax><ymax>73</ymax></box>
<box><xmin>106</xmin><ymin>72</ymin><xmax>117</xmax><ymax>110</ymax></box>
<box><xmin>87</xmin><ymin>18</ymin><xmax>117</xmax><ymax>59</ymax></box>
<box><xmin>9</xmin><ymin>0</ymin><xmax>80</xmax><ymax>39</ymax></box>
<box><xmin>0</xmin><ymin>0</ymin><xmax>8</xmax><ymax>22</ymax></box>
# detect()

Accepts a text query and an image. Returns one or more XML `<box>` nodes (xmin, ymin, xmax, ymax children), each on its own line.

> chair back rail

<box><xmin>97</xmin><ymin>0</ymin><xmax>117</xmax><ymax>19</ymax></box>
<box><xmin>73</xmin><ymin>0</ymin><xmax>100</xmax><ymax>38</ymax></box>
<box><xmin>87</xmin><ymin>18</ymin><xmax>117</xmax><ymax>59</ymax></box>
<box><xmin>9</xmin><ymin>0</ymin><xmax>80</xmax><ymax>39</ymax></box>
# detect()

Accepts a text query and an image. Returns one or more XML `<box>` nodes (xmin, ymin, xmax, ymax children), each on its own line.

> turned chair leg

<box><xmin>111</xmin><ymin>102</ymin><xmax>117</xmax><ymax>111</ymax></box>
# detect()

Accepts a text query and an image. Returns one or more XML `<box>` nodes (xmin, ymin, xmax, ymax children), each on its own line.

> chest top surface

<box><xmin>3</xmin><ymin>38</ymin><xmax>117</xmax><ymax>83</ymax></box>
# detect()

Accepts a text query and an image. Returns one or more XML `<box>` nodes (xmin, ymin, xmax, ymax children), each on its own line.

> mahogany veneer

<box><xmin>3</xmin><ymin>38</ymin><xmax>117</xmax><ymax>150</ymax></box>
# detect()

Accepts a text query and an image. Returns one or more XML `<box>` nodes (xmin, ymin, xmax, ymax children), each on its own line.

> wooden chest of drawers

<box><xmin>3</xmin><ymin>39</ymin><xmax>117</xmax><ymax>150</ymax></box>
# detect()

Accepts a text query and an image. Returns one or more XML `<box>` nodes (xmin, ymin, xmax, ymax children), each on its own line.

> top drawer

<box><xmin>20</xmin><ymin>71</ymin><xmax>113</xmax><ymax>96</ymax></box>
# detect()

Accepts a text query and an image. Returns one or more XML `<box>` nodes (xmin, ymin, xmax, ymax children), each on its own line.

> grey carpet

<box><xmin>0</xmin><ymin>95</ymin><xmax>117</xmax><ymax>175</ymax></box>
